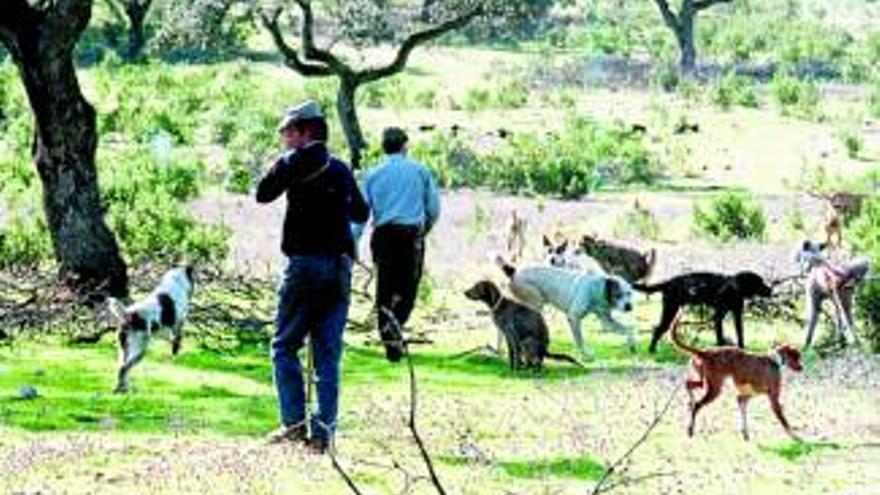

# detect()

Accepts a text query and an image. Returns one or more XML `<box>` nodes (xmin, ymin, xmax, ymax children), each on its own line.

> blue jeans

<box><xmin>272</xmin><ymin>255</ymin><xmax>351</xmax><ymax>441</ymax></box>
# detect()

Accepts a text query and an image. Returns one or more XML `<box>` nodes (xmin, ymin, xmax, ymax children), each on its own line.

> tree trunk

<box><xmin>677</xmin><ymin>7</ymin><xmax>697</xmax><ymax>75</ymax></box>
<box><xmin>125</xmin><ymin>1</ymin><xmax>149</xmax><ymax>59</ymax></box>
<box><xmin>4</xmin><ymin>10</ymin><xmax>129</xmax><ymax>297</ymax></box>
<box><xmin>337</xmin><ymin>77</ymin><xmax>367</xmax><ymax>170</ymax></box>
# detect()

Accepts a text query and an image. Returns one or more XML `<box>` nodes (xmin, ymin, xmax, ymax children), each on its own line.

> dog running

<box><xmin>578</xmin><ymin>234</ymin><xmax>656</xmax><ymax>284</ymax></box>
<box><xmin>669</xmin><ymin>310</ymin><xmax>803</xmax><ymax>441</ymax></box>
<box><xmin>495</xmin><ymin>256</ymin><xmax>636</xmax><ymax>358</ymax></box>
<box><xmin>634</xmin><ymin>270</ymin><xmax>772</xmax><ymax>353</ymax></box>
<box><xmin>107</xmin><ymin>266</ymin><xmax>195</xmax><ymax>394</ymax></box>
<box><xmin>464</xmin><ymin>280</ymin><xmax>582</xmax><ymax>370</ymax></box>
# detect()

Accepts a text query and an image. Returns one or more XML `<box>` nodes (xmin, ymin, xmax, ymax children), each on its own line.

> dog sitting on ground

<box><xmin>107</xmin><ymin>266</ymin><xmax>195</xmax><ymax>393</ymax></box>
<box><xmin>578</xmin><ymin>234</ymin><xmax>656</xmax><ymax>284</ymax></box>
<box><xmin>543</xmin><ymin>236</ymin><xmax>604</xmax><ymax>274</ymax></box>
<box><xmin>668</xmin><ymin>310</ymin><xmax>803</xmax><ymax>441</ymax></box>
<box><xmin>495</xmin><ymin>256</ymin><xmax>636</xmax><ymax>358</ymax></box>
<box><xmin>634</xmin><ymin>271</ymin><xmax>772</xmax><ymax>353</ymax></box>
<box><xmin>464</xmin><ymin>280</ymin><xmax>582</xmax><ymax>370</ymax></box>
<box><xmin>795</xmin><ymin>240</ymin><xmax>870</xmax><ymax>348</ymax></box>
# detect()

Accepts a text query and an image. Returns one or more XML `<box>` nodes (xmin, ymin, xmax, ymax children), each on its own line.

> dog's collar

<box><xmin>490</xmin><ymin>293</ymin><xmax>504</xmax><ymax>312</ymax></box>
<box><xmin>768</xmin><ymin>349</ymin><xmax>784</xmax><ymax>368</ymax></box>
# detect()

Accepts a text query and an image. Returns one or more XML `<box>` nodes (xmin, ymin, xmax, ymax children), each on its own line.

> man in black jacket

<box><xmin>257</xmin><ymin>101</ymin><xmax>369</xmax><ymax>453</ymax></box>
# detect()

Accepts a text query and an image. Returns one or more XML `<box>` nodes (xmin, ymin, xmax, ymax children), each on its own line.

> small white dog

<box><xmin>543</xmin><ymin>235</ymin><xmax>605</xmax><ymax>274</ymax></box>
<box><xmin>496</xmin><ymin>256</ymin><xmax>636</xmax><ymax>358</ymax></box>
<box><xmin>107</xmin><ymin>266</ymin><xmax>195</xmax><ymax>393</ymax></box>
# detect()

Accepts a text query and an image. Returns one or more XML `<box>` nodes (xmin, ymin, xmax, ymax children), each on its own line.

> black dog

<box><xmin>634</xmin><ymin>271</ymin><xmax>772</xmax><ymax>353</ymax></box>
<box><xmin>464</xmin><ymin>280</ymin><xmax>581</xmax><ymax>370</ymax></box>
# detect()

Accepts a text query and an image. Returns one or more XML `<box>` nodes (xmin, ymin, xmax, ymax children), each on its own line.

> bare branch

<box><xmin>379</xmin><ymin>306</ymin><xmax>448</xmax><ymax>495</ymax></box>
<box><xmin>589</xmin><ymin>384</ymin><xmax>679</xmax><ymax>495</ymax></box>
<box><xmin>259</xmin><ymin>7</ymin><xmax>334</xmax><ymax>77</ymax></box>
<box><xmin>328</xmin><ymin>447</ymin><xmax>366</xmax><ymax>495</ymax></box>
<box><xmin>292</xmin><ymin>0</ymin><xmax>351</xmax><ymax>75</ymax></box>
<box><xmin>694</xmin><ymin>0</ymin><xmax>734</xmax><ymax>11</ymax></box>
<box><xmin>359</xmin><ymin>6</ymin><xmax>484</xmax><ymax>83</ymax></box>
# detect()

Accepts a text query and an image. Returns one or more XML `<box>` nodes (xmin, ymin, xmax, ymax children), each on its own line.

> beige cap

<box><xmin>277</xmin><ymin>100</ymin><xmax>324</xmax><ymax>131</ymax></box>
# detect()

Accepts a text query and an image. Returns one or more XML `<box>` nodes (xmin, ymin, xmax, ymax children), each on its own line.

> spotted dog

<box><xmin>108</xmin><ymin>266</ymin><xmax>195</xmax><ymax>393</ymax></box>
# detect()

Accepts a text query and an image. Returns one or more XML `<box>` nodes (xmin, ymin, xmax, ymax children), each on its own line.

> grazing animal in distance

<box><xmin>464</xmin><ymin>280</ymin><xmax>582</xmax><ymax>370</ymax></box>
<box><xmin>578</xmin><ymin>234</ymin><xmax>656</xmax><ymax>284</ymax></box>
<box><xmin>669</xmin><ymin>310</ymin><xmax>803</xmax><ymax>441</ymax></box>
<box><xmin>496</xmin><ymin>256</ymin><xmax>636</xmax><ymax>359</ymax></box>
<box><xmin>634</xmin><ymin>271</ymin><xmax>772</xmax><ymax>353</ymax></box>
<box><xmin>107</xmin><ymin>266</ymin><xmax>195</xmax><ymax>394</ymax></box>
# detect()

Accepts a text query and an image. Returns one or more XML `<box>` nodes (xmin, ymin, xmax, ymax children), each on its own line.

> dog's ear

<box><xmin>818</xmin><ymin>241</ymin><xmax>828</xmax><ymax>252</ymax></box>
<box><xmin>605</xmin><ymin>278</ymin><xmax>621</xmax><ymax>304</ymax></box>
<box><xmin>543</xmin><ymin>235</ymin><xmax>553</xmax><ymax>248</ymax></box>
<box><xmin>557</xmin><ymin>240</ymin><xmax>568</xmax><ymax>254</ymax></box>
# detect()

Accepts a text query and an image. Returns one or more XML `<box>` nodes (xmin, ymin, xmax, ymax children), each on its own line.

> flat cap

<box><xmin>277</xmin><ymin>100</ymin><xmax>324</xmax><ymax>131</ymax></box>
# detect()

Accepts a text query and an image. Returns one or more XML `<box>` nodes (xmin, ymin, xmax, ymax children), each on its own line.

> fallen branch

<box><xmin>589</xmin><ymin>383</ymin><xmax>679</xmax><ymax>495</ymax></box>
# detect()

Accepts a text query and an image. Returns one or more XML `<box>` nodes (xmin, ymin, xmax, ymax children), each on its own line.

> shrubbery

<box><xmin>709</xmin><ymin>71</ymin><xmax>759</xmax><ymax>109</ymax></box>
<box><xmin>771</xmin><ymin>72</ymin><xmax>822</xmax><ymax>120</ymax></box>
<box><xmin>693</xmin><ymin>191</ymin><xmax>766</xmax><ymax>241</ymax></box>
<box><xmin>849</xmin><ymin>198</ymin><xmax>880</xmax><ymax>352</ymax></box>
<box><xmin>411</xmin><ymin>117</ymin><xmax>658</xmax><ymax>198</ymax></box>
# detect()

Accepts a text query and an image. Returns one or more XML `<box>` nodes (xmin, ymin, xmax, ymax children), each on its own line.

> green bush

<box><xmin>709</xmin><ymin>72</ymin><xmax>759</xmax><ymax>110</ymax></box>
<box><xmin>869</xmin><ymin>85</ymin><xmax>880</xmax><ymax>119</ymax></box>
<box><xmin>849</xmin><ymin>198</ymin><xmax>880</xmax><ymax>352</ymax></box>
<box><xmin>612</xmin><ymin>202</ymin><xmax>660</xmax><ymax>240</ymax></box>
<box><xmin>411</xmin><ymin>117</ymin><xmax>657</xmax><ymax>198</ymax></box>
<box><xmin>838</xmin><ymin>127</ymin><xmax>863</xmax><ymax>159</ymax></box>
<box><xmin>693</xmin><ymin>191</ymin><xmax>767</xmax><ymax>241</ymax></box>
<box><xmin>0</xmin><ymin>215</ymin><xmax>52</xmax><ymax>270</ymax></box>
<box><xmin>771</xmin><ymin>72</ymin><xmax>822</xmax><ymax>120</ymax></box>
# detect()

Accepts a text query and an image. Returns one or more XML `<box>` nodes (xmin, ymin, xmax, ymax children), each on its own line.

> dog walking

<box><xmin>257</xmin><ymin>101</ymin><xmax>369</xmax><ymax>453</ymax></box>
<box><xmin>353</xmin><ymin>127</ymin><xmax>441</xmax><ymax>362</ymax></box>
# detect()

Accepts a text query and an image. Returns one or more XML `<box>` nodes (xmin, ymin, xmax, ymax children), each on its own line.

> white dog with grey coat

<box><xmin>107</xmin><ymin>266</ymin><xmax>194</xmax><ymax>393</ymax></box>
<box><xmin>496</xmin><ymin>256</ymin><xmax>636</xmax><ymax>358</ymax></box>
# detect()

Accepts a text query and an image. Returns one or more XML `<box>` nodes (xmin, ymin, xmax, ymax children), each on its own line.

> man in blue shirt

<box><xmin>257</xmin><ymin>101</ymin><xmax>369</xmax><ymax>453</ymax></box>
<box><xmin>355</xmin><ymin>127</ymin><xmax>440</xmax><ymax>362</ymax></box>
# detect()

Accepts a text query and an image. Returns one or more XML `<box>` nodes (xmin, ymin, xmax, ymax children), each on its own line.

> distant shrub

<box><xmin>461</xmin><ymin>78</ymin><xmax>529</xmax><ymax>112</ymax></box>
<box><xmin>709</xmin><ymin>72</ymin><xmax>758</xmax><ymax>110</ymax></box>
<box><xmin>693</xmin><ymin>191</ymin><xmax>767</xmax><ymax>241</ymax></box>
<box><xmin>838</xmin><ymin>127</ymin><xmax>863</xmax><ymax>159</ymax></box>
<box><xmin>652</xmin><ymin>62</ymin><xmax>680</xmax><ymax>93</ymax></box>
<box><xmin>771</xmin><ymin>72</ymin><xmax>822</xmax><ymax>120</ymax></box>
<box><xmin>0</xmin><ymin>215</ymin><xmax>52</xmax><ymax>270</ymax></box>
<box><xmin>612</xmin><ymin>202</ymin><xmax>660</xmax><ymax>240</ymax></box>
<box><xmin>868</xmin><ymin>85</ymin><xmax>880</xmax><ymax>119</ymax></box>
<box><xmin>849</xmin><ymin>198</ymin><xmax>880</xmax><ymax>352</ymax></box>
<box><xmin>412</xmin><ymin>117</ymin><xmax>657</xmax><ymax>198</ymax></box>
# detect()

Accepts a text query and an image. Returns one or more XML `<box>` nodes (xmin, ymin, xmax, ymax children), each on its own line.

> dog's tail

<box><xmin>632</xmin><ymin>279</ymin><xmax>666</xmax><ymax>294</ymax></box>
<box><xmin>669</xmin><ymin>309</ymin><xmax>704</xmax><ymax>358</ymax></box>
<box><xmin>543</xmin><ymin>351</ymin><xmax>586</xmax><ymax>369</ymax></box>
<box><xmin>495</xmin><ymin>254</ymin><xmax>517</xmax><ymax>279</ymax></box>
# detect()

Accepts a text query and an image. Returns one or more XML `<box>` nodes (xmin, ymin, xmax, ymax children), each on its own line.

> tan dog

<box><xmin>669</xmin><ymin>310</ymin><xmax>803</xmax><ymax>441</ymax></box>
<box><xmin>811</xmin><ymin>191</ymin><xmax>866</xmax><ymax>248</ymax></box>
<box><xmin>505</xmin><ymin>210</ymin><xmax>527</xmax><ymax>262</ymax></box>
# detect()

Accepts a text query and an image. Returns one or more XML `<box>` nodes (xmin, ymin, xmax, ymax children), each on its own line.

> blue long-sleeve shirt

<box><xmin>352</xmin><ymin>153</ymin><xmax>440</xmax><ymax>241</ymax></box>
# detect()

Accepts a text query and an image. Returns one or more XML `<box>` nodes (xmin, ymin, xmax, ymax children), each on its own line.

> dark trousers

<box><xmin>272</xmin><ymin>255</ymin><xmax>351</xmax><ymax>441</ymax></box>
<box><xmin>370</xmin><ymin>224</ymin><xmax>424</xmax><ymax>362</ymax></box>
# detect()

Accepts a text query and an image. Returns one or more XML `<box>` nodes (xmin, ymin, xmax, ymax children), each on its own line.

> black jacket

<box><xmin>256</xmin><ymin>143</ymin><xmax>369</xmax><ymax>258</ymax></box>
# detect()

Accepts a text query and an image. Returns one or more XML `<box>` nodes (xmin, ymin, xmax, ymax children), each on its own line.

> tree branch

<box><xmin>359</xmin><ymin>6</ymin><xmax>484</xmax><ymax>83</ymax></box>
<box><xmin>292</xmin><ymin>0</ymin><xmax>350</xmax><ymax>75</ymax></box>
<box><xmin>589</xmin><ymin>383</ymin><xmax>679</xmax><ymax>495</ymax></box>
<box><xmin>651</xmin><ymin>0</ymin><xmax>680</xmax><ymax>31</ymax></box>
<box><xmin>259</xmin><ymin>7</ymin><xmax>334</xmax><ymax>77</ymax></box>
<box><xmin>694</xmin><ymin>0</ymin><xmax>734</xmax><ymax>11</ymax></box>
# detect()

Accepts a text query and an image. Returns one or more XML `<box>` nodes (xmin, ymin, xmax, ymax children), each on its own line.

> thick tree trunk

<box><xmin>3</xmin><ymin>6</ymin><xmax>129</xmax><ymax>297</ymax></box>
<box><xmin>337</xmin><ymin>77</ymin><xmax>367</xmax><ymax>170</ymax></box>
<box><xmin>125</xmin><ymin>2</ymin><xmax>149</xmax><ymax>59</ymax></box>
<box><xmin>676</xmin><ymin>11</ymin><xmax>697</xmax><ymax>76</ymax></box>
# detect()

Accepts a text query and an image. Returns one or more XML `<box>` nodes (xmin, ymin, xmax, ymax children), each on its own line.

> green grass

<box><xmin>498</xmin><ymin>455</ymin><xmax>606</xmax><ymax>480</ymax></box>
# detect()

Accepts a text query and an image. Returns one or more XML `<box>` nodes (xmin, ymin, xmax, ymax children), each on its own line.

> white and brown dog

<box><xmin>795</xmin><ymin>241</ymin><xmax>869</xmax><ymax>348</ymax></box>
<box><xmin>107</xmin><ymin>266</ymin><xmax>195</xmax><ymax>393</ymax></box>
<box><xmin>496</xmin><ymin>256</ymin><xmax>636</xmax><ymax>358</ymax></box>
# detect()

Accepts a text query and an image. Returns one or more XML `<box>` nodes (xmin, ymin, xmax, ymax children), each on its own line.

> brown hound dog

<box><xmin>669</xmin><ymin>311</ymin><xmax>803</xmax><ymax>441</ymax></box>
